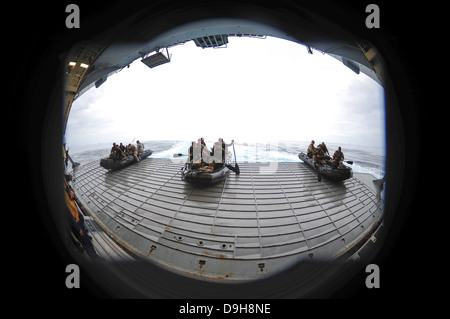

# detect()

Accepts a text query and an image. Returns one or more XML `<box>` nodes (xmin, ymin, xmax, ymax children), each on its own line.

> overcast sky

<box><xmin>65</xmin><ymin>36</ymin><xmax>385</xmax><ymax>148</ymax></box>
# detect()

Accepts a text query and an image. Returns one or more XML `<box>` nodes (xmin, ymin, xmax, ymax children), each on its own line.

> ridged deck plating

<box><xmin>72</xmin><ymin>157</ymin><xmax>383</xmax><ymax>281</ymax></box>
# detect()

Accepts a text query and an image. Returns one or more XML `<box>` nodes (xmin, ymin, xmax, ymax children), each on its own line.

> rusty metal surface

<box><xmin>72</xmin><ymin>158</ymin><xmax>383</xmax><ymax>282</ymax></box>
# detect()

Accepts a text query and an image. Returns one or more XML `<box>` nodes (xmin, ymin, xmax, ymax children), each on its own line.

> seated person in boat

<box><xmin>110</xmin><ymin>142</ymin><xmax>117</xmax><ymax>153</ymax></box>
<box><xmin>126</xmin><ymin>143</ymin><xmax>140</xmax><ymax>162</ymax></box>
<box><xmin>136</xmin><ymin>140</ymin><xmax>144</xmax><ymax>153</ymax></box>
<box><xmin>119</xmin><ymin>142</ymin><xmax>126</xmax><ymax>153</ymax></box>
<box><xmin>190</xmin><ymin>141</ymin><xmax>204</xmax><ymax>169</ymax></box>
<box><xmin>320</xmin><ymin>141</ymin><xmax>330</xmax><ymax>157</ymax></box>
<box><xmin>109</xmin><ymin>142</ymin><xmax>118</xmax><ymax>157</ymax></box>
<box><xmin>201</xmin><ymin>142</ymin><xmax>212</xmax><ymax>165</ymax></box>
<box><xmin>332</xmin><ymin>146</ymin><xmax>345</xmax><ymax>169</ymax></box>
<box><xmin>313</xmin><ymin>144</ymin><xmax>326</xmax><ymax>165</ymax></box>
<box><xmin>200</xmin><ymin>137</ymin><xmax>207</xmax><ymax>148</ymax></box>
<box><xmin>109</xmin><ymin>144</ymin><xmax>125</xmax><ymax>160</ymax></box>
<box><xmin>307</xmin><ymin>140</ymin><xmax>315</xmax><ymax>158</ymax></box>
<box><xmin>211</xmin><ymin>139</ymin><xmax>225</xmax><ymax>167</ymax></box>
<box><xmin>188</xmin><ymin>141</ymin><xmax>195</xmax><ymax>163</ymax></box>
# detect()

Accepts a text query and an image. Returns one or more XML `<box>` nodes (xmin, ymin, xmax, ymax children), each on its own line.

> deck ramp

<box><xmin>72</xmin><ymin>157</ymin><xmax>383</xmax><ymax>281</ymax></box>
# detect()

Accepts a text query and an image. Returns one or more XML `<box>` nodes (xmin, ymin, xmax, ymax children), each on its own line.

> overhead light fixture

<box><xmin>80</xmin><ymin>63</ymin><xmax>89</xmax><ymax>69</ymax></box>
<box><xmin>141</xmin><ymin>48</ymin><xmax>171</xmax><ymax>69</ymax></box>
<box><xmin>68</xmin><ymin>61</ymin><xmax>76</xmax><ymax>67</ymax></box>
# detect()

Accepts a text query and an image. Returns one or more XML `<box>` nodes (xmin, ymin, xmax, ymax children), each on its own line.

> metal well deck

<box><xmin>72</xmin><ymin>157</ymin><xmax>383</xmax><ymax>281</ymax></box>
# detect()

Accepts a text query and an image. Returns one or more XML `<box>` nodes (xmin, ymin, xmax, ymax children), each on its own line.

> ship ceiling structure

<box><xmin>63</xmin><ymin>18</ymin><xmax>384</xmax><ymax>132</ymax></box>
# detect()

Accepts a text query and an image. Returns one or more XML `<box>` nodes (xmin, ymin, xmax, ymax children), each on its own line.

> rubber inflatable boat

<box><xmin>100</xmin><ymin>149</ymin><xmax>153</xmax><ymax>170</ymax></box>
<box><xmin>181</xmin><ymin>163</ymin><xmax>231</xmax><ymax>185</ymax></box>
<box><xmin>298</xmin><ymin>152</ymin><xmax>352</xmax><ymax>182</ymax></box>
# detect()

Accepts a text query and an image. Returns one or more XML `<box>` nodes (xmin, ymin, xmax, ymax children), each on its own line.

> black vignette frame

<box><xmin>13</xmin><ymin>0</ymin><xmax>424</xmax><ymax>299</ymax></box>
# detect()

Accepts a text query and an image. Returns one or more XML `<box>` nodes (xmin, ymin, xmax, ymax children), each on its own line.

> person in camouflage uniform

<box><xmin>332</xmin><ymin>146</ymin><xmax>345</xmax><ymax>169</ymax></box>
<box><xmin>307</xmin><ymin>140</ymin><xmax>315</xmax><ymax>158</ymax></box>
<box><xmin>314</xmin><ymin>144</ymin><xmax>326</xmax><ymax>165</ymax></box>
<box><xmin>127</xmin><ymin>143</ymin><xmax>140</xmax><ymax>162</ymax></box>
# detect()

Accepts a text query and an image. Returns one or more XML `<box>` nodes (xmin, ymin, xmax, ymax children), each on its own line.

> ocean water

<box><xmin>68</xmin><ymin>140</ymin><xmax>385</xmax><ymax>179</ymax></box>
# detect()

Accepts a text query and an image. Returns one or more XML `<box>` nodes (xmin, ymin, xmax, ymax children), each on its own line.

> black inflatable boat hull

<box><xmin>100</xmin><ymin>149</ymin><xmax>153</xmax><ymax>170</ymax></box>
<box><xmin>298</xmin><ymin>152</ymin><xmax>352</xmax><ymax>182</ymax></box>
<box><xmin>181</xmin><ymin>163</ymin><xmax>230</xmax><ymax>185</ymax></box>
